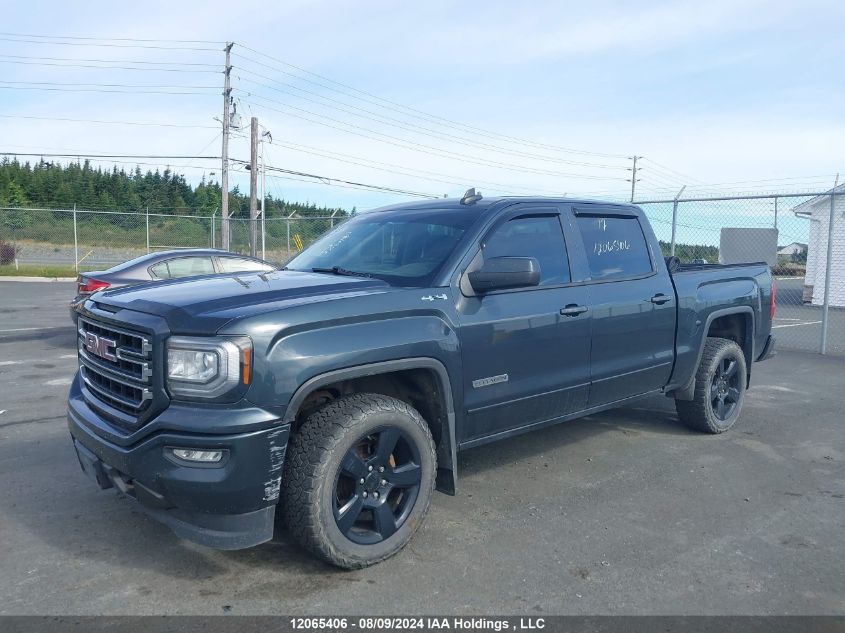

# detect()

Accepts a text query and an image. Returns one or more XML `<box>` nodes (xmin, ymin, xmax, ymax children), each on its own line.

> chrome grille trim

<box><xmin>77</xmin><ymin>316</ymin><xmax>154</xmax><ymax>420</ymax></box>
<box><xmin>80</xmin><ymin>367</ymin><xmax>153</xmax><ymax>411</ymax></box>
<box><xmin>78</xmin><ymin>316</ymin><xmax>151</xmax><ymax>356</ymax></box>
<box><xmin>78</xmin><ymin>349</ymin><xmax>151</xmax><ymax>387</ymax></box>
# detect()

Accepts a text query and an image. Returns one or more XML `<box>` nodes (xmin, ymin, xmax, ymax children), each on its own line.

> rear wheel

<box><xmin>282</xmin><ymin>393</ymin><xmax>436</xmax><ymax>569</ymax></box>
<box><xmin>676</xmin><ymin>337</ymin><xmax>747</xmax><ymax>433</ymax></box>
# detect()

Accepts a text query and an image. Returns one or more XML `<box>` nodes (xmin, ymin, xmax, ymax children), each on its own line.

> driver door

<box><xmin>457</xmin><ymin>208</ymin><xmax>592</xmax><ymax>443</ymax></box>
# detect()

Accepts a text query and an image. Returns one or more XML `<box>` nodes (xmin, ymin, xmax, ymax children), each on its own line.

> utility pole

<box><xmin>220</xmin><ymin>42</ymin><xmax>233</xmax><ymax>251</ymax></box>
<box><xmin>260</xmin><ymin>131</ymin><xmax>268</xmax><ymax>261</ymax></box>
<box><xmin>249</xmin><ymin>116</ymin><xmax>259</xmax><ymax>257</ymax></box>
<box><xmin>628</xmin><ymin>156</ymin><xmax>642</xmax><ymax>202</ymax></box>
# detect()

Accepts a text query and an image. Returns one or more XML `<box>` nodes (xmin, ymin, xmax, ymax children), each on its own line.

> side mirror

<box><xmin>468</xmin><ymin>256</ymin><xmax>541</xmax><ymax>292</ymax></box>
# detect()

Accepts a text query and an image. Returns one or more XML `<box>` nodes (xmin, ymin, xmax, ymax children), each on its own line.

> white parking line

<box><xmin>772</xmin><ymin>321</ymin><xmax>822</xmax><ymax>329</ymax></box>
<box><xmin>45</xmin><ymin>377</ymin><xmax>73</xmax><ymax>386</ymax></box>
<box><xmin>0</xmin><ymin>326</ymin><xmax>66</xmax><ymax>333</ymax></box>
<box><xmin>0</xmin><ymin>360</ymin><xmax>21</xmax><ymax>366</ymax></box>
<box><xmin>59</xmin><ymin>354</ymin><xmax>77</xmax><ymax>359</ymax></box>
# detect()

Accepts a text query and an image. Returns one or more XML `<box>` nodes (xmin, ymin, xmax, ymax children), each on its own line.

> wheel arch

<box><xmin>671</xmin><ymin>307</ymin><xmax>754</xmax><ymax>401</ymax></box>
<box><xmin>283</xmin><ymin>357</ymin><xmax>458</xmax><ymax>495</ymax></box>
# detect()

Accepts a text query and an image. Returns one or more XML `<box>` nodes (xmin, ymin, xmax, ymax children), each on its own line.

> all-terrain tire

<box><xmin>676</xmin><ymin>337</ymin><xmax>748</xmax><ymax>434</ymax></box>
<box><xmin>282</xmin><ymin>393</ymin><xmax>436</xmax><ymax>569</ymax></box>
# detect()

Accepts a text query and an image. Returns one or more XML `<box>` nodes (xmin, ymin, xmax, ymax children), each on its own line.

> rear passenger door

<box><xmin>571</xmin><ymin>208</ymin><xmax>676</xmax><ymax>406</ymax></box>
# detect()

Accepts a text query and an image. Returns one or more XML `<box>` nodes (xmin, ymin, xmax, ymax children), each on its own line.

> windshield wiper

<box><xmin>311</xmin><ymin>266</ymin><xmax>372</xmax><ymax>278</ymax></box>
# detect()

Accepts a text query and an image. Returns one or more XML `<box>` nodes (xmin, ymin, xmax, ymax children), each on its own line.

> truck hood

<box><xmin>89</xmin><ymin>270</ymin><xmax>391</xmax><ymax>334</ymax></box>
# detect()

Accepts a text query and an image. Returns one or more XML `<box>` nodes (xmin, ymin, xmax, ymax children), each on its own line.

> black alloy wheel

<box><xmin>332</xmin><ymin>427</ymin><xmax>422</xmax><ymax>545</ymax></box>
<box><xmin>710</xmin><ymin>356</ymin><xmax>741</xmax><ymax>422</ymax></box>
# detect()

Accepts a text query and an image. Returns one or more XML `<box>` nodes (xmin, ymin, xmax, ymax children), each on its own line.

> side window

<box><xmin>482</xmin><ymin>215</ymin><xmax>570</xmax><ymax>286</ymax></box>
<box><xmin>149</xmin><ymin>262</ymin><xmax>170</xmax><ymax>279</ymax></box>
<box><xmin>576</xmin><ymin>215</ymin><xmax>653</xmax><ymax>280</ymax></box>
<box><xmin>158</xmin><ymin>257</ymin><xmax>216</xmax><ymax>279</ymax></box>
<box><xmin>217</xmin><ymin>257</ymin><xmax>273</xmax><ymax>273</ymax></box>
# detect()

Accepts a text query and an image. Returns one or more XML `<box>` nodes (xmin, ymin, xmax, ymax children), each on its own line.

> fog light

<box><xmin>171</xmin><ymin>448</ymin><xmax>224</xmax><ymax>463</ymax></box>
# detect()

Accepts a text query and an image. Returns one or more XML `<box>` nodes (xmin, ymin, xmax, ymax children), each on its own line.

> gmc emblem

<box><xmin>84</xmin><ymin>332</ymin><xmax>117</xmax><ymax>362</ymax></box>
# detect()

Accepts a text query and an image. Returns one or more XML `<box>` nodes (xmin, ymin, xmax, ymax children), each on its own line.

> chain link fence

<box><xmin>1</xmin><ymin>192</ymin><xmax>842</xmax><ymax>356</ymax></box>
<box><xmin>637</xmin><ymin>188</ymin><xmax>844</xmax><ymax>356</ymax></box>
<box><xmin>0</xmin><ymin>207</ymin><xmax>340</xmax><ymax>270</ymax></box>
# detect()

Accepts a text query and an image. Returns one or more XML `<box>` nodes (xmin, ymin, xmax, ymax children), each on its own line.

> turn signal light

<box><xmin>241</xmin><ymin>347</ymin><xmax>252</xmax><ymax>385</ymax></box>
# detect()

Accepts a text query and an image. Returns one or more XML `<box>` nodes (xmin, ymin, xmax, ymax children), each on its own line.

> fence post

<box><xmin>286</xmin><ymin>215</ymin><xmax>292</xmax><ymax>255</ymax></box>
<box><xmin>211</xmin><ymin>210</ymin><xmax>216</xmax><ymax>249</ymax></box>
<box><xmin>773</xmin><ymin>196</ymin><xmax>779</xmax><ymax>230</ymax></box>
<box><xmin>73</xmin><ymin>204</ymin><xmax>79</xmax><ymax>272</ymax></box>
<box><xmin>670</xmin><ymin>186</ymin><xmax>686</xmax><ymax>256</ymax></box>
<box><xmin>820</xmin><ymin>175</ymin><xmax>839</xmax><ymax>354</ymax></box>
<box><xmin>145</xmin><ymin>206</ymin><xmax>150</xmax><ymax>253</ymax></box>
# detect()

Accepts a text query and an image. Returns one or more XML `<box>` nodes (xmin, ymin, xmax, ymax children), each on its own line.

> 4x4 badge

<box><xmin>420</xmin><ymin>294</ymin><xmax>448</xmax><ymax>302</ymax></box>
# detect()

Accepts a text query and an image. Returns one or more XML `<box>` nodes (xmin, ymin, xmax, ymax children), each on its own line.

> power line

<box><xmin>0</xmin><ymin>59</ymin><xmax>219</xmax><ymax>73</ymax></box>
<box><xmin>2</xmin><ymin>152</ymin><xmax>220</xmax><ymax>160</ymax></box>
<box><xmin>234</xmin><ymin>159</ymin><xmax>439</xmax><ymax>198</ymax></box>
<box><xmin>0</xmin><ymin>79</ymin><xmax>218</xmax><ymax>89</ymax></box>
<box><xmin>0</xmin><ymin>36</ymin><xmax>219</xmax><ymax>51</ymax></box>
<box><xmin>0</xmin><ymin>85</ymin><xmax>214</xmax><ymax>95</ymax></box>
<box><xmin>232</xmin><ymin>46</ymin><xmax>629</xmax><ymax>159</ymax></box>
<box><xmin>0</xmin><ymin>78</ymin><xmax>217</xmax><ymax>95</ymax></box>
<box><xmin>0</xmin><ymin>114</ymin><xmax>216</xmax><ymax>128</ymax></box>
<box><xmin>0</xmin><ymin>53</ymin><xmax>218</xmax><ymax>67</ymax></box>
<box><xmin>172</xmin><ymin>133</ymin><xmax>223</xmax><ymax>173</ymax></box>
<box><xmin>265</xmin><ymin>171</ymin><xmax>428</xmax><ymax>201</ymax></box>
<box><xmin>265</xmin><ymin>138</ymin><xmax>564</xmax><ymax>196</ymax></box>
<box><xmin>232</xmin><ymin>68</ymin><xmax>624</xmax><ymax>170</ymax></box>
<box><xmin>637</xmin><ymin>176</ymin><xmax>841</xmax><ymax>197</ymax></box>
<box><xmin>0</xmin><ymin>32</ymin><xmax>223</xmax><ymax>45</ymax></box>
<box><xmin>237</xmin><ymin>93</ymin><xmax>626</xmax><ymax>181</ymax></box>
<box><xmin>640</xmin><ymin>157</ymin><xmax>706</xmax><ymax>185</ymax></box>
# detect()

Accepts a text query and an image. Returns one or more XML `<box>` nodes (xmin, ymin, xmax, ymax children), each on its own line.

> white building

<box><xmin>793</xmin><ymin>184</ymin><xmax>845</xmax><ymax>307</ymax></box>
<box><xmin>777</xmin><ymin>242</ymin><xmax>807</xmax><ymax>257</ymax></box>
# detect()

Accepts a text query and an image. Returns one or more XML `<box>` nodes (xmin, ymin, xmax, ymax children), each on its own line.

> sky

<box><xmin>1</xmin><ymin>0</ymin><xmax>844</xmax><ymax>228</ymax></box>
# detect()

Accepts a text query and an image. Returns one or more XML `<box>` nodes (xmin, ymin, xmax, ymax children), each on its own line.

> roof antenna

<box><xmin>460</xmin><ymin>187</ymin><xmax>483</xmax><ymax>205</ymax></box>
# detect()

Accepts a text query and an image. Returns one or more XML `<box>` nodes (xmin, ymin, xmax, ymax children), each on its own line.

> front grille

<box><xmin>78</xmin><ymin>317</ymin><xmax>153</xmax><ymax>423</ymax></box>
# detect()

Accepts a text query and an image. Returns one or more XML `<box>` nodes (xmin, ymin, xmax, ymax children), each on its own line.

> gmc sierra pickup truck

<box><xmin>68</xmin><ymin>192</ymin><xmax>776</xmax><ymax>568</ymax></box>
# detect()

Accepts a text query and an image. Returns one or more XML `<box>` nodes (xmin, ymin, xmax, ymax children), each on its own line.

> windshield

<box><xmin>285</xmin><ymin>208</ymin><xmax>480</xmax><ymax>287</ymax></box>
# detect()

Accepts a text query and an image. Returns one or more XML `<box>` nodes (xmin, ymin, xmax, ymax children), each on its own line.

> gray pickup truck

<box><xmin>67</xmin><ymin>192</ymin><xmax>776</xmax><ymax>568</ymax></box>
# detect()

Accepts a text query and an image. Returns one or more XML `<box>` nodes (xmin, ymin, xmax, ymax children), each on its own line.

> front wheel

<box><xmin>282</xmin><ymin>393</ymin><xmax>436</xmax><ymax>569</ymax></box>
<box><xmin>676</xmin><ymin>337</ymin><xmax>748</xmax><ymax>434</ymax></box>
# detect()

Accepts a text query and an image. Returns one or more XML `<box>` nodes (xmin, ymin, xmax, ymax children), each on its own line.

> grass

<box><xmin>0</xmin><ymin>264</ymin><xmax>98</xmax><ymax>278</ymax></box>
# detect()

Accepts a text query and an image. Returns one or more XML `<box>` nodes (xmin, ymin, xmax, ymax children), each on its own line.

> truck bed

<box><xmin>667</xmin><ymin>261</ymin><xmax>774</xmax><ymax>392</ymax></box>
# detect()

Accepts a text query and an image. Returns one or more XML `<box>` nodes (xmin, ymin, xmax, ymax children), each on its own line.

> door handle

<box><xmin>560</xmin><ymin>304</ymin><xmax>589</xmax><ymax>317</ymax></box>
<box><xmin>650</xmin><ymin>293</ymin><xmax>671</xmax><ymax>305</ymax></box>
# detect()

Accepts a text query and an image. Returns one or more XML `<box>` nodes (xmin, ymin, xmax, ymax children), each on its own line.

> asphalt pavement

<box><xmin>0</xmin><ymin>280</ymin><xmax>843</xmax><ymax>615</ymax></box>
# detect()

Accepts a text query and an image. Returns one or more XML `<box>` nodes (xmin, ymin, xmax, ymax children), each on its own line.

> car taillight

<box><xmin>770</xmin><ymin>279</ymin><xmax>777</xmax><ymax>320</ymax></box>
<box><xmin>78</xmin><ymin>277</ymin><xmax>110</xmax><ymax>294</ymax></box>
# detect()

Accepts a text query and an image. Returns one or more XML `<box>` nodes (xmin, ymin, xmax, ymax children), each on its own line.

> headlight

<box><xmin>166</xmin><ymin>336</ymin><xmax>252</xmax><ymax>399</ymax></box>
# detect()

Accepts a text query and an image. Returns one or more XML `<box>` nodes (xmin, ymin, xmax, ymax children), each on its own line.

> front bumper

<box><xmin>67</xmin><ymin>377</ymin><xmax>290</xmax><ymax>550</ymax></box>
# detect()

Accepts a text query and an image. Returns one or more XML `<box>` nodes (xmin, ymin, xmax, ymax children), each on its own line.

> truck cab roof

<box><xmin>363</xmin><ymin>195</ymin><xmax>640</xmax><ymax>216</ymax></box>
